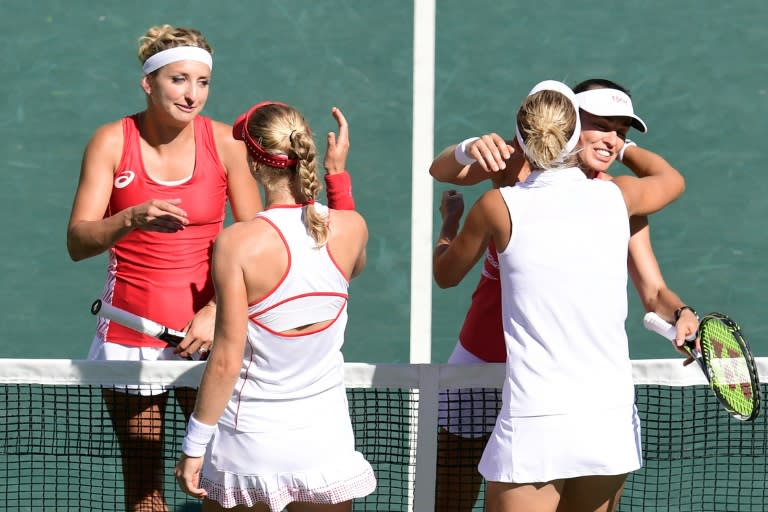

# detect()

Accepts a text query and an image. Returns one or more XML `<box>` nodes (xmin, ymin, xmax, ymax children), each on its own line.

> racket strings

<box><xmin>700</xmin><ymin>318</ymin><xmax>758</xmax><ymax>419</ymax></box>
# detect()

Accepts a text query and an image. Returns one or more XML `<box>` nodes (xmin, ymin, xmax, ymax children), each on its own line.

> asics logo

<box><xmin>114</xmin><ymin>170</ymin><xmax>136</xmax><ymax>189</ymax></box>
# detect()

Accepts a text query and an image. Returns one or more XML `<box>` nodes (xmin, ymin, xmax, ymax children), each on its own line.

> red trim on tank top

<box><xmin>234</xmin><ymin>343</ymin><xmax>256</xmax><ymax>428</ymax></box>
<box><xmin>120</xmin><ymin>114</ymin><xmax>220</xmax><ymax>187</ymax></box>
<box><xmin>266</xmin><ymin>203</ymin><xmax>305</xmax><ymax>209</ymax></box>
<box><xmin>248</xmin><ymin>292</ymin><xmax>348</xmax><ymax>337</ymax></box>
<box><xmin>324</xmin><ymin>239</ymin><xmax>350</xmax><ymax>282</ymax></box>
<box><xmin>246</xmin><ymin>216</ymin><xmax>291</xmax><ymax>307</ymax></box>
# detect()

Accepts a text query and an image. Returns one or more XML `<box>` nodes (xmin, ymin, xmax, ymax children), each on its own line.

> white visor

<box><xmin>142</xmin><ymin>46</ymin><xmax>213</xmax><ymax>75</ymax></box>
<box><xmin>515</xmin><ymin>80</ymin><xmax>581</xmax><ymax>164</ymax></box>
<box><xmin>575</xmin><ymin>88</ymin><xmax>647</xmax><ymax>133</ymax></box>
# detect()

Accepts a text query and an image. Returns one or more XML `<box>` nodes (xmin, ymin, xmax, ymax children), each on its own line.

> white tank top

<box><xmin>497</xmin><ymin>167</ymin><xmax>634</xmax><ymax>416</ymax></box>
<box><xmin>220</xmin><ymin>204</ymin><xmax>350</xmax><ymax>430</ymax></box>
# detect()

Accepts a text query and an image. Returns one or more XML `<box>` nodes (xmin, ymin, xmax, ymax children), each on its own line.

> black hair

<box><xmin>572</xmin><ymin>78</ymin><xmax>631</xmax><ymax>96</ymax></box>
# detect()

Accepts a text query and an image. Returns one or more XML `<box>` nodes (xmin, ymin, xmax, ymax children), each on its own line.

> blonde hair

<box><xmin>137</xmin><ymin>24</ymin><xmax>212</xmax><ymax>66</ymax></box>
<box><xmin>516</xmin><ymin>90</ymin><xmax>579</xmax><ymax>170</ymax></box>
<box><xmin>247</xmin><ymin>104</ymin><xmax>328</xmax><ymax>246</ymax></box>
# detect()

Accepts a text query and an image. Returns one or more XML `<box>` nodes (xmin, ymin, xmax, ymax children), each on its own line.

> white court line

<box><xmin>410</xmin><ymin>3</ymin><xmax>437</xmax><ymax>511</ymax></box>
<box><xmin>410</xmin><ymin>0</ymin><xmax>435</xmax><ymax>365</ymax></box>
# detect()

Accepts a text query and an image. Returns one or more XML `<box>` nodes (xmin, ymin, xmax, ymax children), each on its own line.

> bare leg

<box><xmin>175</xmin><ymin>386</ymin><xmax>197</xmax><ymax>420</ymax></box>
<box><xmin>201</xmin><ymin>499</ymin><xmax>353</xmax><ymax>512</ymax></box>
<box><xmin>556</xmin><ymin>474</ymin><xmax>627</xmax><ymax>512</ymax></box>
<box><xmin>103</xmin><ymin>388</ymin><xmax>169</xmax><ymax>512</ymax></box>
<box><xmin>202</xmin><ymin>500</ymin><xmax>271</xmax><ymax>511</ymax></box>
<box><xmin>485</xmin><ymin>480</ymin><xmax>563</xmax><ymax>512</ymax></box>
<box><xmin>435</xmin><ymin>428</ymin><xmax>488</xmax><ymax>510</ymax></box>
<box><xmin>287</xmin><ymin>502</ymin><xmax>353</xmax><ymax>512</ymax></box>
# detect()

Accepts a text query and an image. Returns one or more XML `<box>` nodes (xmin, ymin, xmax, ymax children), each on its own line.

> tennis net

<box><xmin>1</xmin><ymin>358</ymin><xmax>767</xmax><ymax>511</ymax></box>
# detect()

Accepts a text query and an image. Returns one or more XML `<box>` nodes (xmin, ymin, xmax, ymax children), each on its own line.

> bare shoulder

<box><xmin>80</xmin><ymin>119</ymin><xmax>125</xmax><ymax>173</ymax></box>
<box><xmin>475</xmin><ymin>188</ymin><xmax>510</xmax><ymax>234</ymax></box>
<box><xmin>209</xmin><ymin>118</ymin><xmax>239</xmax><ymax>146</ymax></box>
<box><xmin>86</xmin><ymin>119</ymin><xmax>124</xmax><ymax>153</ymax></box>
<box><xmin>329</xmin><ymin>208</ymin><xmax>367</xmax><ymax>231</ymax></box>
<box><xmin>215</xmin><ymin>218</ymin><xmax>276</xmax><ymax>265</ymax></box>
<box><xmin>209</xmin><ymin>118</ymin><xmax>247</xmax><ymax>165</ymax></box>
<box><xmin>477</xmin><ymin>188</ymin><xmax>504</xmax><ymax>211</ymax></box>
<box><xmin>217</xmin><ymin>217</ymin><xmax>273</xmax><ymax>245</ymax></box>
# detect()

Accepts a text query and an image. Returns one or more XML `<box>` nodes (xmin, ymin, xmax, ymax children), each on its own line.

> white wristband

<box><xmin>182</xmin><ymin>414</ymin><xmax>217</xmax><ymax>457</ymax></box>
<box><xmin>619</xmin><ymin>139</ymin><xmax>637</xmax><ymax>162</ymax></box>
<box><xmin>454</xmin><ymin>137</ymin><xmax>479</xmax><ymax>166</ymax></box>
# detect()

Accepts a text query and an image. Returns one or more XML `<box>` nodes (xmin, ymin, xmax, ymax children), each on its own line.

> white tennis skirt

<box><xmin>438</xmin><ymin>341</ymin><xmax>501</xmax><ymax>438</ymax></box>
<box><xmin>479</xmin><ymin>404</ymin><xmax>642</xmax><ymax>483</ymax></box>
<box><xmin>200</xmin><ymin>385</ymin><xmax>376</xmax><ymax>511</ymax></box>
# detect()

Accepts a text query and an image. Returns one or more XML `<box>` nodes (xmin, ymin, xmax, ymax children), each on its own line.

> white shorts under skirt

<box><xmin>479</xmin><ymin>404</ymin><xmax>642</xmax><ymax>483</ymax></box>
<box><xmin>86</xmin><ymin>335</ymin><xmax>193</xmax><ymax>396</ymax></box>
<box><xmin>201</xmin><ymin>386</ymin><xmax>376</xmax><ymax>511</ymax></box>
<box><xmin>438</xmin><ymin>341</ymin><xmax>502</xmax><ymax>438</ymax></box>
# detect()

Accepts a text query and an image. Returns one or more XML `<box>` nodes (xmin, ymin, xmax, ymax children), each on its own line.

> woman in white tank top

<box><xmin>433</xmin><ymin>81</ymin><xmax>686</xmax><ymax>512</ymax></box>
<box><xmin>174</xmin><ymin>101</ymin><xmax>374</xmax><ymax>512</ymax></box>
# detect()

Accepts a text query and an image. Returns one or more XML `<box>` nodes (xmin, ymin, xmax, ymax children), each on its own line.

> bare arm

<box><xmin>628</xmin><ymin>217</ymin><xmax>698</xmax><ymax>347</ymax></box>
<box><xmin>621</xmin><ymin>144</ymin><xmax>677</xmax><ymax>179</ymax></box>
<box><xmin>343</xmin><ymin>211</ymin><xmax>368</xmax><ymax>279</ymax></box>
<box><xmin>324</xmin><ymin>107</ymin><xmax>349</xmax><ymax>177</ymax></box>
<box><xmin>429</xmin><ymin>133</ymin><xmax>516</xmax><ymax>186</ymax></box>
<box><xmin>323</xmin><ymin>107</ymin><xmax>356</xmax><ymax>210</ymax></box>
<box><xmin>433</xmin><ymin>189</ymin><xmax>506</xmax><ymax>288</ymax></box>
<box><xmin>617</xmin><ymin>144</ymin><xmax>697</xmax><ymax>350</ymax></box>
<box><xmin>215</xmin><ymin>121</ymin><xmax>263</xmax><ymax>222</ymax></box>
<box><xmin>174</xmin><ymin>227</ymin><xmax>248</xmax><ymax>498</ymax></box>
<box><xmin>191</xmin><ymin>228</ymin><xmax>249</xmax><ymax>425</ymax></box>
<box><xmin>327</xmin><ymin>209</ymin><xmax>368</xmax><ymax>279</ymax></box>
<box><xmin>67</xmin><ymin>122</ymin><xmax>189</xmax><ymax>261</ymax></box>
<box><xmin>613</xmin><ymin>145</ymin><xmax>685</xmax><ymax>216</ymax></box>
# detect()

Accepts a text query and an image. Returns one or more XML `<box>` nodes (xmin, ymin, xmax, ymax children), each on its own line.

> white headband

<box><xmin>142</xmin><ymin>46</ymin><xmax>213</xmax><ymax>75</ymax></box>
<box><xmin>575</xmin><ymin>88</ymin><xmax>647</xmax><ymax>133</ymax></box>
<box><xmin>515</xmin><ymin>80</ymin><xmax>581</xmax><ymax>165</ymax></box>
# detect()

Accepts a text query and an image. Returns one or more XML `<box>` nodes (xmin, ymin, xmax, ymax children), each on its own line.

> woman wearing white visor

<box><xmin>573</xmin><ymin>78</ymin><xmax>698</xmax><ymax>358</ymax></box>
<box><xmin>574</xmin><ymin>78</ymin><xmax>647</xmax><ymax>174</ymax></box>
<box><xmin>429</xmin><ymin>78</ymin><xmax>697</xmax><ymax>511</ymax></box>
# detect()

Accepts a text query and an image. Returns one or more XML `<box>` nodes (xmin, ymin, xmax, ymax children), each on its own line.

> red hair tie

<box><xmin>233</xmin><ymin>101</ymin><xmax>298</xmax><ymax>169</ymax></box>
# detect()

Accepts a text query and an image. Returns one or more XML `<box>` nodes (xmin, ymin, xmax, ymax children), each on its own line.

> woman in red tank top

<box><xmin>66</xmin><ymin>24</ymin><xmax>264</xmax><ymax>512</ymax></box>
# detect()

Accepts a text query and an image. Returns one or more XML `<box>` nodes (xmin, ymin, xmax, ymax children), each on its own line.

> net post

<box><xmin>411</xmin><ymin>363</ymin><xmax>439</xmax><ymax>511</ymax></box>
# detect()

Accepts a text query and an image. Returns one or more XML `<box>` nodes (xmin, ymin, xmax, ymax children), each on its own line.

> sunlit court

<box><xmin>1</xmin><ymin>1</ymin><xmax>767</xmax><ymax>510</ymax></box>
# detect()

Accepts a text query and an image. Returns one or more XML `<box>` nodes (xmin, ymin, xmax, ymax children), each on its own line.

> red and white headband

<box><xmin>232</xmin><ymin>101</ymin><xmax>298</xmax><ymax>169</ymax></box>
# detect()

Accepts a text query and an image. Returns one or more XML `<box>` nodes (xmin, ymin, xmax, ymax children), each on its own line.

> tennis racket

<box><xmin>643</xmin><ymin>311</ymin><xmax>760</xmax><ymax>421</ymax></box>
<box><xmin>90</xmin><ymin>299</ymin><xmax>185</xmax><ymax>347</ymax></box>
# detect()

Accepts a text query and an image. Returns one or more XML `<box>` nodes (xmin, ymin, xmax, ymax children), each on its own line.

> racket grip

<box><xmin>643</xmin><ymin>312</ymin><xmax>697</xmax><ymax>343</ymax></box>
<box><xmin>90</xmin><ymin>299</ymin><xmax>183</xmax><ymax>346</ymax></box>
<box><xmin>643</xmin><ymin>312</ymin><xmax>677</xmax><ymax>341</ymax></box>
<box><xmin>92</xmin><ymin>300</ymin><xmax>162</xmax><ymax>338</ymax></box>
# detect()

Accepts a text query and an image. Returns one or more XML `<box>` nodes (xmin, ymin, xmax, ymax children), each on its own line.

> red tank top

<box><xmin>100</xmin><ymin>114</ymin><xmax>228</xmax><ymax>347</ymax></box>
<box><xmin>458</xmin><ymin>238</ymin><xmax>506</xmax><ymax>362</ymax></box>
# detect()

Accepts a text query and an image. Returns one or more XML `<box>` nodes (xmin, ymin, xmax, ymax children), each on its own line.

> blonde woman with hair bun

<box><xmin>429</xmin><ymin>76</ymin><xmax>697</xmax><ymax>511</ymax></box>
<box><xmin>433</xmin><ymin>80</ymin><xmax>685</xmax><ymax>512</ymax></box>
<box><xmin>175</xmin><ymin>101</ymin><xmax>373</xmax><ymax>512</ymax></box>
<box><xmin>66</xmin><ymin>24</ymin><xmax>262</xmax><ymax>511</ymax></box>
